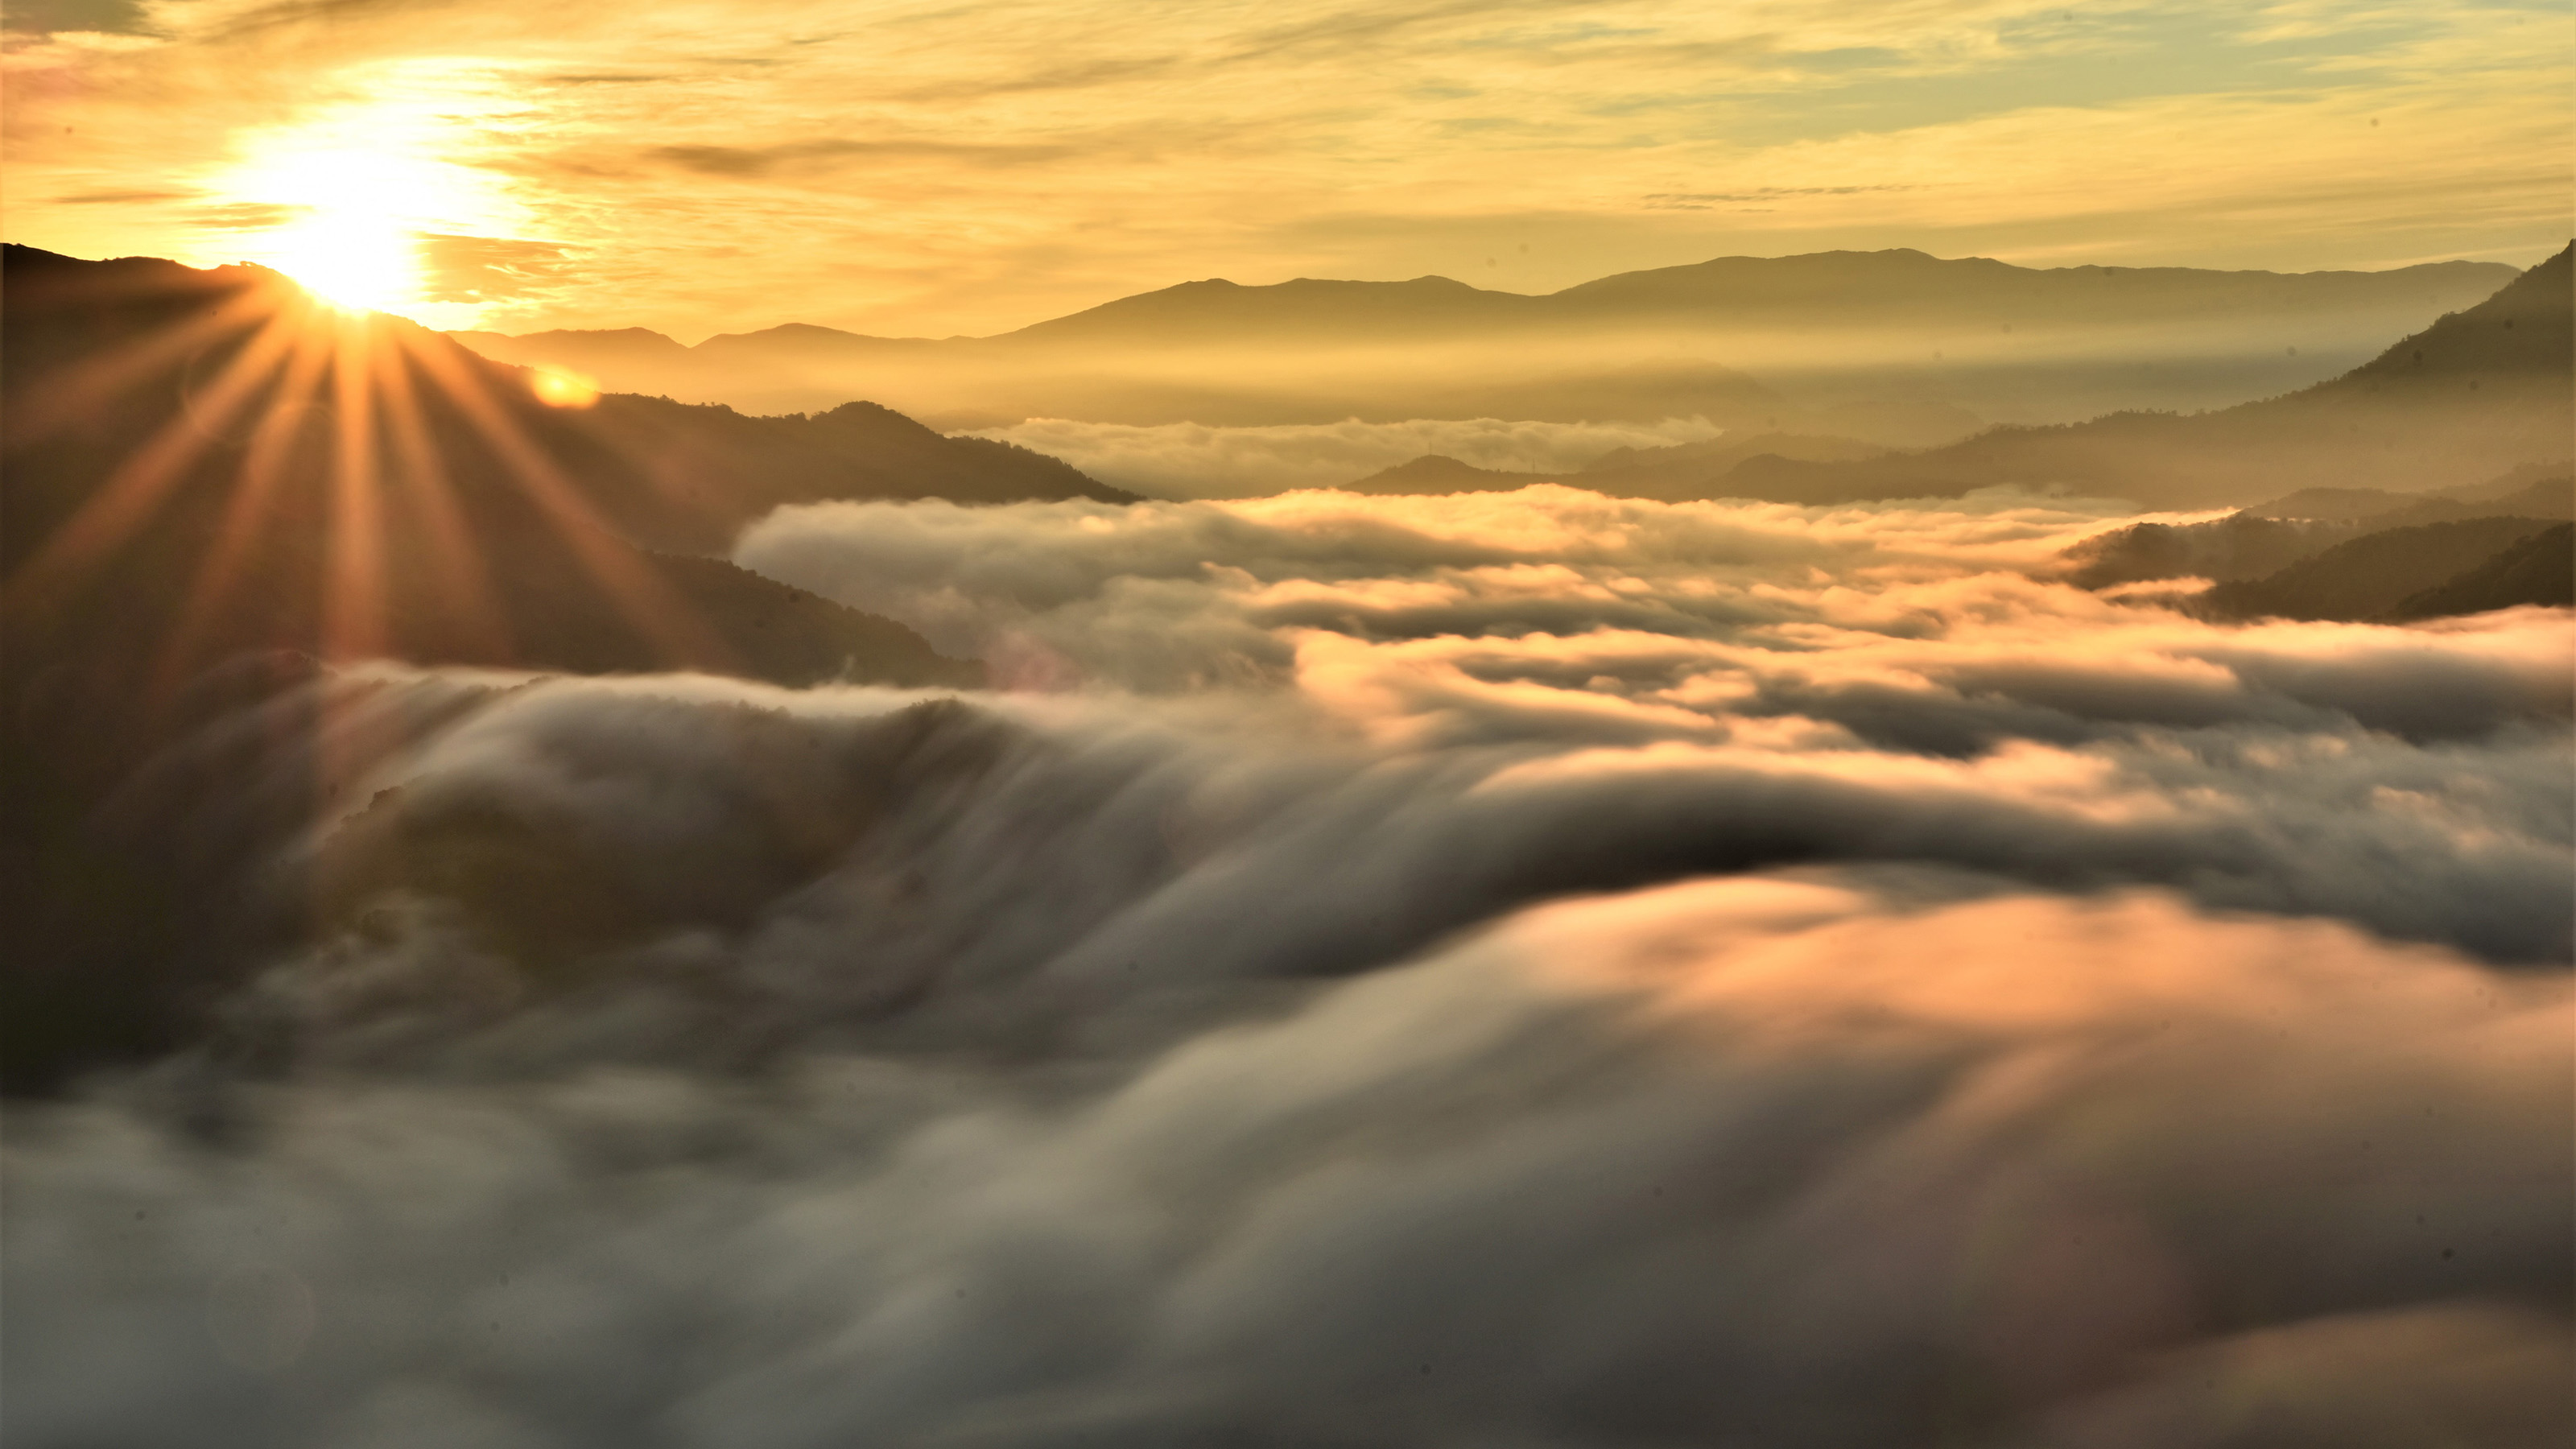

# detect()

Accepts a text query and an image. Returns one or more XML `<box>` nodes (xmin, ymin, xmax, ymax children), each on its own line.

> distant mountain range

<box><xmin>1705</xmin><ymin>244</ymin><xmax>2574</xmax><ymax>510</ymax></box>
<box><xmin>1006</xmin><ymin>250</ymin><xmax>2513</xmax><ymax>342</ymax></box>
<box><xmin>454</xmin><ymin>248</ymin><xmax>2520</xmax><ymax>437</ymax></box>
<box><xmin>1346</xmin><ymin>246</ymin><xmax>2575</xmax><ymax>513</ymax></box>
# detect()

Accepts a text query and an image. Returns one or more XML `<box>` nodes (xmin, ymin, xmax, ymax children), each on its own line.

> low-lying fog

<box><xmin>10</xmin><ymin>485</ymin><xmax>2569</xmax><ymax>1447</ymax></box>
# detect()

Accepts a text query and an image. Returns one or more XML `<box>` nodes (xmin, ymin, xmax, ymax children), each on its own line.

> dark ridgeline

<box><xmin>2061</xmin><ymin>512</ymin><xmax>2352</xmax><ymax>592</ymax></box>
<box><xmin>0</xmin><ymin>245</ymin><xmax>1118</xmax><ymax>1092</ymax></box>
<box><xmin>2195</xmin><ymin>514</ymin><xmax>2573</xmax><ymax>622</ymax></box>
<box><xmin>2388</xmin><ymin>524</ymin><xmax>2576</xmax><ymax>621</ymax></box>
<box><xmin>2058</xmin><ymin>461</ymin><xmax>2574</xmax><ymax>621</ymax></box>
<box><xmin>2</xmin><ymin>246</ymin><xmax>1126</xmax><ymax>681</ymax></box>
<box><xmin>2065</xmin><ymin>468</ymin><xmax>2575</xmax><ymax>609</ymax></box>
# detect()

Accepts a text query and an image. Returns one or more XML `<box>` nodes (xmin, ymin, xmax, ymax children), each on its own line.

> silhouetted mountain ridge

<box><xmin>2063</xmin><ymin>473</ymin><xmax>2573</xmax><ymax>592</ymax></box>
<box><xmin>2197</xmin><ymin>517</ymin><xmax>2568</xmax><ymax>622</ymax></box>
<box><xmin>3</xmin><ymin>245</ymin><xmax>1045</xmax><ymax>1086</ymax></box>
<box><xmin>554</xmin><ymin>393</ymin><xmax>1133</xmax><ymax>553</ymax></box>
<box><xmin>0</xmin><ymin>244</ymin><xmax>1072</xmax><ymax>687</ymax></box>
<box><xmin>2389</xmin><ymin>525</ymin><xmax>2574</xmax><ymax>621</ymax></box>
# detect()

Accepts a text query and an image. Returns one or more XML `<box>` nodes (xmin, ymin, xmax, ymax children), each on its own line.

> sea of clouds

<box><xmin>965</xmin><ymin>416</ymin><xmax>1728</xmax><ymax>497</ymax></box>
<box><xmin>8</xmin><ymin>485</ymin><xmax>2570</xmax><ymax>1447</ymax></box>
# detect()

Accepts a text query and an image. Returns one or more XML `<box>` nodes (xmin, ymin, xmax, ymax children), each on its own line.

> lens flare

<box><xmin>530</xmin><ymin>365</ymin><xmax>601</xmax><ymax>408</ymax></box>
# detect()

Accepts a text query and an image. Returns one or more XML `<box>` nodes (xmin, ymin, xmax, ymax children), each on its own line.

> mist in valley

<box><xmin>11</xmin><ymin>465</ymin><xmax>2572</xmax><ymax>1446</ymax></box>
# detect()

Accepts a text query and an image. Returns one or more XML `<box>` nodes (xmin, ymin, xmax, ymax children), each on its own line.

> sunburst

<box><xmin>5</xmin><ymin>267</ymin><xmax>729</xmax><ymax>715</ymax></box>
<box><xmin>206</xmin><ymin>68</ymin><xmax>525</xmax><ymax>325</ymax></box>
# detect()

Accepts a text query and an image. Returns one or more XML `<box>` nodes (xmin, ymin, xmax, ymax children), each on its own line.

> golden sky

<box><xmin>3</xmin><ymin>0</ymin><xmax>2569</xmax><ymax>339</ymax></box>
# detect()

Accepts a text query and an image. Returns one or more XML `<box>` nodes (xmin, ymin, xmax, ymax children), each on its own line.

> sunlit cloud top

<box><xmin>3</xmin><ymin>0</ymin><xmax>2567</xmax><ymax>336</ymax></box>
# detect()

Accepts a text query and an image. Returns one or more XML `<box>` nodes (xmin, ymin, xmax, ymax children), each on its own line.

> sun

<box><xmin>221</xmin><ymin>138</ymin><xmax>440</xmax><ymax>313</ymax></box>
<box><xmin>258</xmin><ymin>208</ymin><xmax>422</xmax><ymax>314</ymax></box>
<box><xmin>208</xmin><ymin>76</ymin><xmax>521</xmax><ymax>320</ymax></box>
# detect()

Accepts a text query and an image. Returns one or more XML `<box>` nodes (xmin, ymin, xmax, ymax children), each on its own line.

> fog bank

<box><xmin>10</xmin><ymin>484</ymin><xmax>2568</xmax><ymax>1447</ymax></box>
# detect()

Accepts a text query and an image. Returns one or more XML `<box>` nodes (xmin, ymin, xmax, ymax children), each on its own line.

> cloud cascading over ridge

<box><xmin>6</xmin><ymin>481</ymin><xmax>2569</xmax><ymax>1445</ymax></box>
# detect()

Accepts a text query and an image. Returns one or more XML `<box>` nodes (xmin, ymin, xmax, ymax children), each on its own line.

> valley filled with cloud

<box><xmin>10</xmin><ymin>472</ymin><xmax>2568</xmax><ymax>1446</ymax></box>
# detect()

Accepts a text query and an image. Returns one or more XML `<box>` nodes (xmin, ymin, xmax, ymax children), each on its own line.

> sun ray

<box><xmin>324</xmin><ymin>313</ymin><xmax>390</xmax><ymax>663</ymax></box>
<box><xmin>5</xmin><ymin>308</ymin><xmax>303</xmax><ymax>611</ymax></box>
<box><xmin>369</xmin><ymin>324</ymin><xmax>513</xmax><ymax>662</ymax></box>
<box><xmin>153</xmin><ymin>322</ymin><xmax>339</xmax><ymax>692</ymax></box>
<box><xmin>395</xmin><ymin>330</ymin><xmax>735</xmax><ymax>671</ymax></box>
<box><xmin>550</xmin><ymin>395</ymin><xmax>727</xmax><ymax>531</ymax></box>
<box><xmin>3</xmin><ymin>287</ymin><xmax>283</xmax><ymax>450</ymax></box>
<box><xmin>13</xmin><ymin>261</ymin><xmax>752</xmax><ymax>730</ymax></box>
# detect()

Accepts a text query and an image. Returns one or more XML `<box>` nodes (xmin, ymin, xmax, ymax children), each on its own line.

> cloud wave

<box><xmin>7</xmin><ymin>483</ymin><xmax>2569</xmax><ymax>1445</ymax></box>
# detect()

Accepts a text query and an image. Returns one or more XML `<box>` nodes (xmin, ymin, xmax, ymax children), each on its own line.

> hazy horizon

<box><xmin>448</xmin><ymin>244</ymin><xmax>2565</xmax><ymax>350</ymax></box>
<box><xmin>429</xmin><ymin>243</ymin><xmax>2541</xmax><ymax>453</ymax></box>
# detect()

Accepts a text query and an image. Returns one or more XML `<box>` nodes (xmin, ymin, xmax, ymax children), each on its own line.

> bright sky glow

<box><xmin>2</xmin><ymin>0</ymin><xmax>2567</xmax><ymax>336</ymax></box>
<box><xmin>184</xmin><ymin>67</ymin><xmax>526</xmax><ymax>324</ymax></box>
<box><xmin>213</xmin><ymin>132</ymin><xmax>436</xmax><ymax>313</ymax></box>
